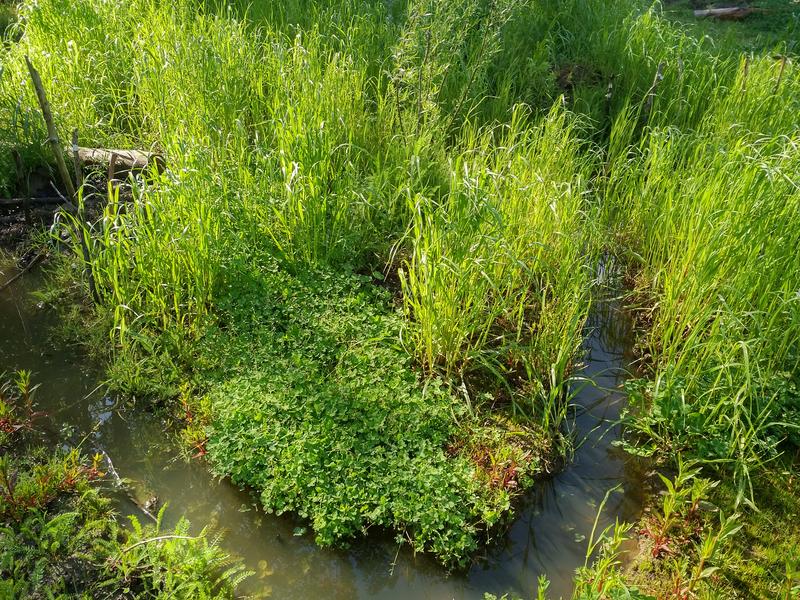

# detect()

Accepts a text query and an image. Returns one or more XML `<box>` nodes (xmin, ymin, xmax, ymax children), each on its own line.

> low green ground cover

<box><xmin>1</xmin><ymin>0</ymin><xmax>798</xmax><ymax>583</ymax></box>
<box><xmin>197</xmin><ymin>256</ymin><xmax>544</xmax><ymax>563</ymax></box>
<box><xmin>0</xmin><ymin>372</ymin><xmax>250</xmax><ymax>598</ymax></box>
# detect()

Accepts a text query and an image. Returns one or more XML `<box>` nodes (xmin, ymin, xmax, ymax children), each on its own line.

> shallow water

<box><xmin>1</xmin><ymin>263</ymin><xmax>645</xmax><ymax>599</ymax></box>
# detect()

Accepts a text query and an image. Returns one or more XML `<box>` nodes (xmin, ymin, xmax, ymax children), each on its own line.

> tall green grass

<box><xmin>0</xmin><ymin>0</ymin><xmax>598</xmax><ymax>398</ymax></box>
<box><xmin>399</xmin><ymin>105</ymin><xmax>596</xmax><ymax>428</ymax></box>
<box><xmin>598</xmin><ymin>32</ymin><xmax>800</xmax><ymax>494</ymax></box>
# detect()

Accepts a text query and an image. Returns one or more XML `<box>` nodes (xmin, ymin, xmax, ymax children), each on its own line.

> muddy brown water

<box><xmin>0</xmin><ymin>261</ymin><xmax>646</xmax><ymax>599</ymax></box>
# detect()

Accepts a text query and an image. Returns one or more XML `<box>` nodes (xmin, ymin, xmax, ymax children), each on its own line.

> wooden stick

<box><xmin>69</xmin><ymin>130</ymin><xmax>100</xmax><ymax>303</ymax></box>
<box><xmin>48</xmin><ymin>181</ymin><xmax>78</xmax><ymax>214</ymax></box>
<box><xmin>23</xmin><ymin>63</ymin><xmax>100</xmax><ymax>304</ymax></box>
<box><xmin>108</xmin><ymin>152</ymin><xmax>119</xmax><ymax>187</ymax></box>
<box><xmin>24</xmin><ymin>56</ymin><xmax>76</xmax><ymax>200</ymax></box>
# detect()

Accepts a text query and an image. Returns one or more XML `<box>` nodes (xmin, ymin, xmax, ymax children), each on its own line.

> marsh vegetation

<box><xmin>1</xmin><ymin>0</ymin><xmax>799</xmax><ymax>597</ymax></box>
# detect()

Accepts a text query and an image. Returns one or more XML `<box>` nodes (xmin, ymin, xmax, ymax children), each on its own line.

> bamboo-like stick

<box><xmin>24</xmin><ymin>56</ymin><xmax>76</xmax><ymax>200</ymax></box>
<box><xmin>24</xmin><ymin>57</ymin><xmax>99</xmax><ymax>303</ymax></box>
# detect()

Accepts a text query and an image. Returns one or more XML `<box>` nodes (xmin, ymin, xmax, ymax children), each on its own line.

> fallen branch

<box><xmin>100</xmin><ymin>449</ymin><xmax>124</xmax><ymax>488</ymax></box>
<box><xmin>95</xmin><ymin>450</ymin><xmax>159</xmax><ymax>522</ymax></box>
<box><xmin>694</xmin><ymin>7</ymin><xmax>756</xmax><ymax>20</ymax></box>
<box><xmin>69</xmin><ymin>147</ymin><xmax>165</xmax><ymax>172</ymax></box>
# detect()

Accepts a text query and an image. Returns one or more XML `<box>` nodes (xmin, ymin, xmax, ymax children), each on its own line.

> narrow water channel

<box><xmin>1</xmin><ymin>263</ymin><xmax>645</xmax><ymax>599</ymax></box>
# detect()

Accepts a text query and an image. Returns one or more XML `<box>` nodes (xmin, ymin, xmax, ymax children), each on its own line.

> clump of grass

<box><xmin>398</xmin><ymin>104</ymin><xmax>596</xmax><ymax>429</ymax></box>
<box><xmin>575</xmin><ymin>458</ymin><xmax>800</xmax><ymax>600</ymax></box>
<box><xmin>516</xmin><ymin>459</ymin><xmax>800</xmax><ymax>599</ymax></box>
<box><xmin>605</xmin><ymin>53</ymin><xmax>800</xmax><ymax>494</ymax></box>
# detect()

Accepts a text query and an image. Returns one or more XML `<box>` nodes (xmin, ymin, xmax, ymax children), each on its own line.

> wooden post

<box><xmin>24</xmin><ymin>56</ymin><xmax>76</xmax><ymax>200</ymax></box>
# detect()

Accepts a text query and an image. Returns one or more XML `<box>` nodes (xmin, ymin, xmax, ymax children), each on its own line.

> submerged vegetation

<box><xmin>1</xmin><ymin>0</ymin><xmax>798</xmax><ymax>593</ymax></box>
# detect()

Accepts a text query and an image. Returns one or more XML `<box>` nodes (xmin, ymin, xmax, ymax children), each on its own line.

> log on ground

<box><xmin>68</xmin><ymin>147</ymin><xmax>165</xmax><ymax>171</ymax></box>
